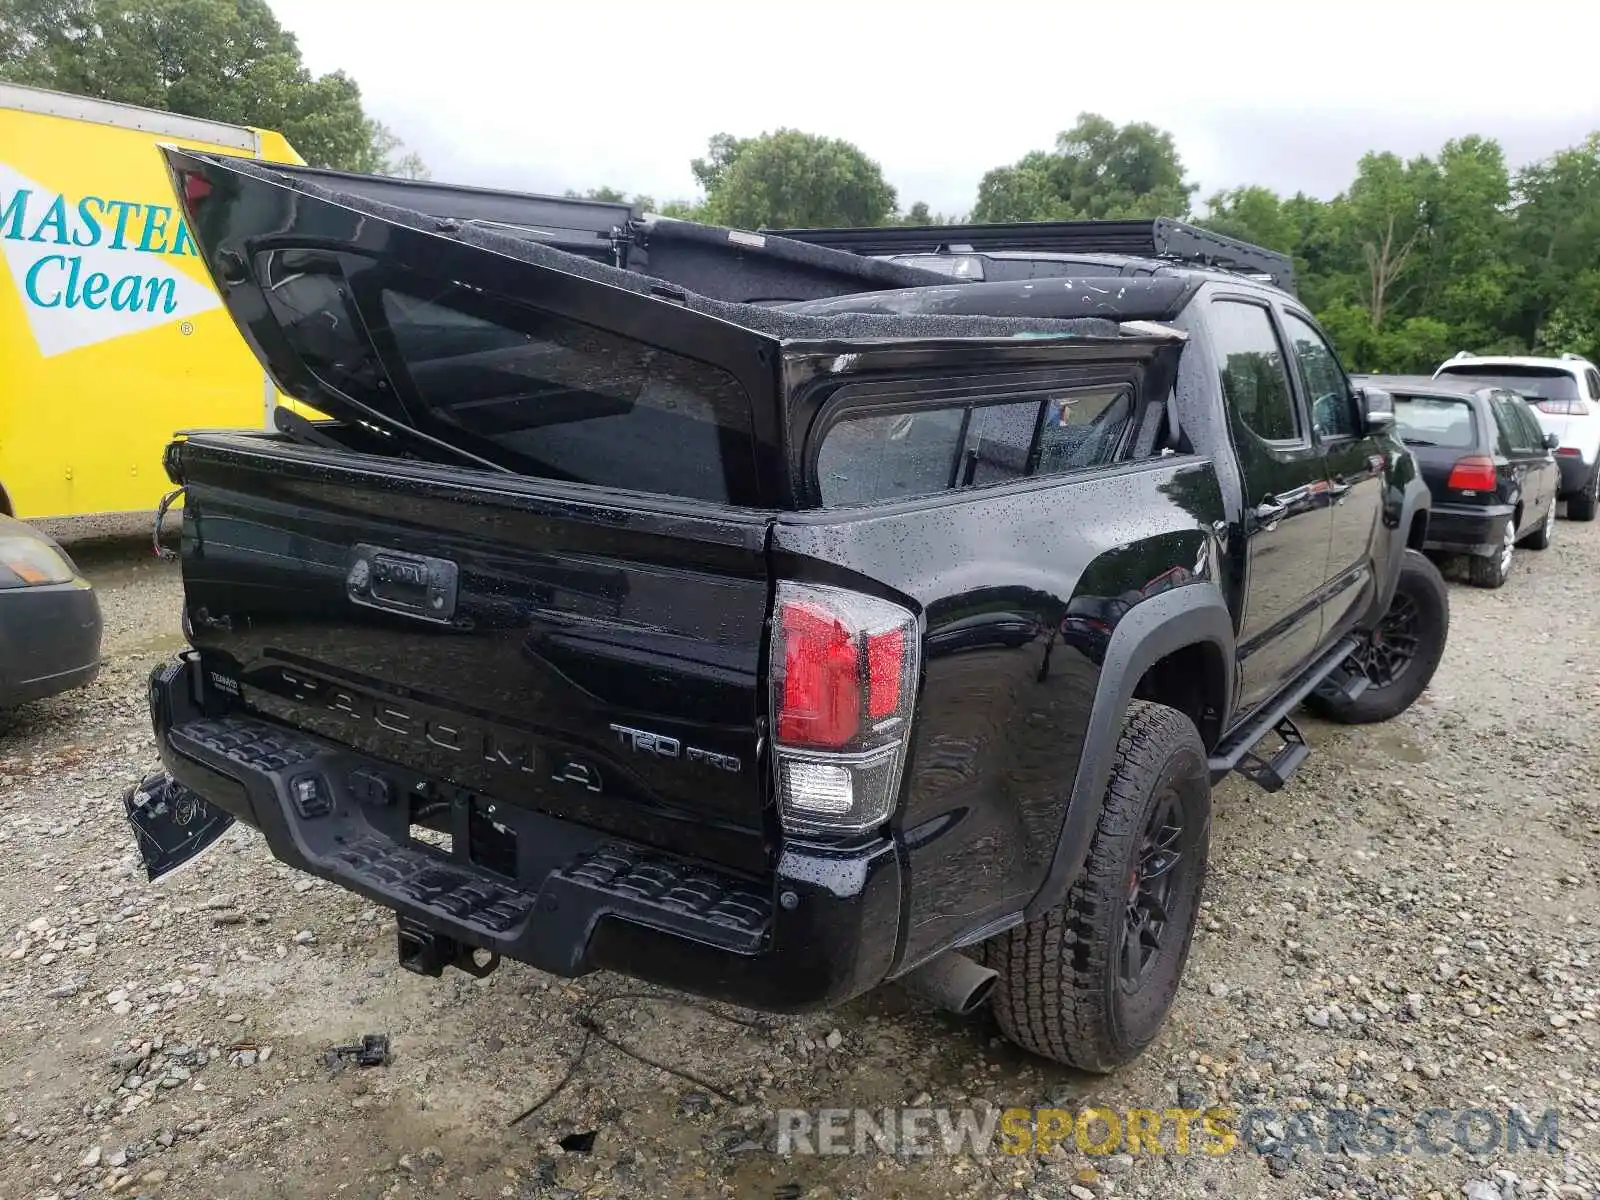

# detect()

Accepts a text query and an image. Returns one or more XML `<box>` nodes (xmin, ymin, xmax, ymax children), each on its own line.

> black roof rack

<box><xmin>769</xmin><ymin>217</ymin><xmax>1296</xmax><ymax>295</ymax></box>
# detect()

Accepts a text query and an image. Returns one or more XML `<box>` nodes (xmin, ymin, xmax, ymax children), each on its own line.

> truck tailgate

<box><xmin>174</xmin><ymin>433</ymin><xmax>775</xmax><ymax>873</ymax></box>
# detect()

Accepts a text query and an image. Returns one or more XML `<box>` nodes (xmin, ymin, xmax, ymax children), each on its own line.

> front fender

<box><xmin>1023</xmin><ymin>581</ymin><xmax>1235</xmax><ymax>920</ymax></box>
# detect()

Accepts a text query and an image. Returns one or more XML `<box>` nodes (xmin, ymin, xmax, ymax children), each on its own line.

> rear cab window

<box><xmin>813</xmin><ymin>382</ymin><xmax>1149</xmax><ymax>508</ymax></box>
<box><xmin>1393</xmin><ymin>395</ymin><xmax>1477</xmax><ymax>449</ymax></box>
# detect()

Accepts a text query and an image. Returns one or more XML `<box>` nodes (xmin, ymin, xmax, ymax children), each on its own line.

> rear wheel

<box><xmin>1519</xmin><ymin>499</ymin><xmax>1556</xmax><ymax>550</ymax></box>
<box><xmin>1468</xmin><ymin>517</ymin><xmax>1516</xmax><ymax>588</ymax></box>
<box><xmin>1568</xmin><ymin>469</ymin><xmax>1598</xmax><ymax>522</ymax></box>
<box><xmin>1309</xmin><ymin>549</ymin><xmax>1449</xmax><ymax>725</ymax></box>
<box><xmin>986</xmin><ymin>701</ymin><xmax>1209</xmax><ymax>1072</ymax></box>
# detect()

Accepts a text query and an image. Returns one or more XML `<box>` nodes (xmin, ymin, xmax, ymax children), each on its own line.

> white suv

<box><xmin>1434</xmin><ymin>352</ymin><xmax>1600</xmax><ymax>521</ymax></box>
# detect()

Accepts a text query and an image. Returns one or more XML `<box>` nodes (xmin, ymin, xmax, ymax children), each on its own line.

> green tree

<box><xmin>699</xmin><ymin>129</ymin><xmax>896</xmax><ymax>229</ymax></box>
<box><xmin>658</xmin><ymin>199</ymin><xmax>709</xmax><ymax>220</ymax></box>
<box><xmin>1339</xmin><ymin>151</ymin><xmax>1437</xmax><ymax>333</ymax></box>
<box><xmin>1200</xmin><ymin>185</ymin><xmax>1295</xmax><ymax>253</ymax></box>
<box><xmin>895</xmin><ymin>201</ymin><xmax>960</xmax><ymax>225</ymax></box>
<box><xmin>1410</xmin><ymin>136</ymin><xmax>1513</xmax><ymax>348</ymax></box>
<box><xmin>690</xmin><ymin>132</ymin><xmax>747</xmax><ymax>196</ymax></box>
<box><xmin>566</xmin><ymin>185</ymin><xmax>629</xmax><ymax>203</ymax></box>
<box><xmin>1534</xmin><ymin>269</ymin><xmax>1600</xmax><ymax>365</ymax></box>
<box><xmin>1510</xmin><ymin>134</ymin><xmax>1600</xmax><ymax>351</ymax></box>
<box><xmin>972</xmin><ymin>113</ymin><xmax>1197</xmax><ymax>222</ymax></box>
<box><xmin>0</xmin><ymin>0</ymin><xmax>421</xmax><ymax>173</ymax></box>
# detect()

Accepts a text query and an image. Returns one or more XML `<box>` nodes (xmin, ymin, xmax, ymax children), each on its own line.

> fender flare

<box><xmin>1368</xmin><ymin>476</ymin><xmax>1431</xmax><ymax>624</ymax></box>
<box><xmin>1023</xmin><ymin>582</ymin><xmax>1235</xmax><ymax>920</ymax></box>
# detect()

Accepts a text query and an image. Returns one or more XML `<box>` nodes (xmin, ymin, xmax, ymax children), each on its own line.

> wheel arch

<box><xmin>1369</xmin><ymin>474</ymin><xmax>1432</xmax><ymax>626</ymax></box>
<box><xmin>1023</xmin><ymin>582</ymin><xmax>1235</xmax><ymax>920</ymax></box>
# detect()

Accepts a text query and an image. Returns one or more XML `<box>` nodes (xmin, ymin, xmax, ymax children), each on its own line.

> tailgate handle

<box><xmin>347</xmin><ymin>544</ymin><xmax>459</xmax><ymax>624</ymax></box>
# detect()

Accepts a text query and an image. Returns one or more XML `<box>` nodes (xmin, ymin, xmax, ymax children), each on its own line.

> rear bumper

<box><xmin>1422</xmin><ymin>501</ymin><xmax>1513</xmax><ymax>557</ymax></box>
<box><xmin>1556</xmin><ymin>454</ymin><xmax>1594</xmax><ymax>496</ymax></box>
<box><xmin>0</xmin><ymin>580</ymin><xmax>102</xmax><ymax>706</ymax></box>
<box><xmin>147</xmin><ymin>654</ymin><xmax>900</xmax><ymax>1012</ymax></box>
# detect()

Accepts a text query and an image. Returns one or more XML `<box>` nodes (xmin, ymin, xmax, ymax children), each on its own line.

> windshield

<box><xmin>1393</xmin><ymin>395</ymin><xmax>1477</xmax><ymax>448</ymax></box>
<box><xmin>1435</xmin><ymin>365</ymin><xmax>1579</xmax><ymax>401</ymax></box>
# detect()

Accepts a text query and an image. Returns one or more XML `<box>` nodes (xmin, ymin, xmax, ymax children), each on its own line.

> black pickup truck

<box><xmin>138</xmin><ymin>151</ymin><xmax>1447</xmax><ymax>1072</ymax></box>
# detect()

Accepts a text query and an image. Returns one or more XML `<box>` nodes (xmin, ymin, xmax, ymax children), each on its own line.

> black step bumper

<box><xmin>147</xmin><ymin>654</ymin><xmax>900</xmax><ymax>1012</ymax></box>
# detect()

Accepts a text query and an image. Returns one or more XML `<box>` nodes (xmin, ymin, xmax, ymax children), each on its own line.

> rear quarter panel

<box><xmin>771</xmin><ymin>456</ymin><xmax>1227</xmax><ymax>970</ymax></box>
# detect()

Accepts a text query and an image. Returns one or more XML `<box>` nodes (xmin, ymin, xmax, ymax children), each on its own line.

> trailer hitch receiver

<box><xmin>396</xmin><ymin>917</ymin><xmax>500</xmax><ymax>978</ymax></box>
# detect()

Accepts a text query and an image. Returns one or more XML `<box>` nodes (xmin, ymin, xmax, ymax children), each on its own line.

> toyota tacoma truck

<box><xmin>137</xmin><ymin>150</ymin><xmax>1446</xmax><ymax>1072</ymax></box>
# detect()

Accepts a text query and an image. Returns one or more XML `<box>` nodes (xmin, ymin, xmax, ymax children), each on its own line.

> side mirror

<box><xmin>1357</xmin><ymin>386</ymin><xmax>1395</xmax><ymax>434</ymax></box>
<box><xmin>1544</xmin><ymin>432</ymin><xmax>1561</xmax><ymax>450</ymax></box>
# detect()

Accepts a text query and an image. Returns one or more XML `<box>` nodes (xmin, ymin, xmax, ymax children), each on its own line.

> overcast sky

<box><xmin>268</xmin><ymin>0</ymin><xmax>1600</xmax><ymax>215</ymax></box>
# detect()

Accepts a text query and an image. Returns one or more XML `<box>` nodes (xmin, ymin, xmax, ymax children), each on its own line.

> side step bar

<box><xmin>1208</xmin><ymin>634</ymin><xmax>1362</xmax><ymax>792</ymax></box>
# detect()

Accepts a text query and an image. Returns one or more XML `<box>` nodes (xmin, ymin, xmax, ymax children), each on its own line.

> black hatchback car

<box><xmin>1359</xmin><ymin>375</ymin><xmax>1560</xmax><ymax>588</ymax></box>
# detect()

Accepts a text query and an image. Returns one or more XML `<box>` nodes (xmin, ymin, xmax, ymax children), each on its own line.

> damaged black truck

<box><xmin>141</xmin><ymin>151</ymin><xmax>1446</xmax><ymax>1072</ymax></box>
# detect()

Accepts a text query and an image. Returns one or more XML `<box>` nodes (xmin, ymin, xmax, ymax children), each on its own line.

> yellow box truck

<box><xmin>0</xmin><ymin>83</ymin><xmax>303</xmax><ymax>520</ymax></box>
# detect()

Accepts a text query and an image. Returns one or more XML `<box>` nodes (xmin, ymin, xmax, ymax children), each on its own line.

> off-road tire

<box><xmin>1307</xmin><ymin>549</ymin><xmax>1449</xmax><ymax>725</ymax></box>
<box><xmin>1568</xmin><ymin>469</ymin><xmax>1598</xmax><ymax>522</ymax></box>
<box><xmin>986</xmin><ymin>700</ymin><xmax>1209</xmax><ymax>1072</ymax></box>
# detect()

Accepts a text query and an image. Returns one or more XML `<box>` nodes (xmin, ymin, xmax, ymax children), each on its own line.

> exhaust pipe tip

<box><xmin>898</xmin><ymin>951</ymin><xmax>998</xmax><ymax>1017</ymax></box>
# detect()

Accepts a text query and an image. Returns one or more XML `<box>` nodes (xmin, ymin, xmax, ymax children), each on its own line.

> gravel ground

<box><xmin>1</xmin><ymin>519</ymin><xmax>1597</xmax><ymax>1200</ymax></box>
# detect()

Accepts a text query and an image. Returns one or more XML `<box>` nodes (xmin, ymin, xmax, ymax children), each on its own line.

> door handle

<box><xmin>1253</xmin><ymin>496</ymin><xmax>1289</xmax><ymax>529</ymax></box>
<box><xmin>1328</xmin><ymin>480</ymin><xmax>1352</xmax><ymax>505</ymax></box>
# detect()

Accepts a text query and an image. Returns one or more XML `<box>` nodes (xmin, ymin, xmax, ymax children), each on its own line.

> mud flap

<box><xmin>123</xmin><ymin>770</ymin><xmax>235</xmax><ymax>882</ymax></box>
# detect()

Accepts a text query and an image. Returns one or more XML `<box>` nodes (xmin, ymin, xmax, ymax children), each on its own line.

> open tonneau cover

<box><xmin>163</xmin><ymin>148</ymin><xmax>1181</xmax><ymax>473</ymax></box>
<box><xmin>234</xmin><ymin>160</ymin><xmax>959</xmax><ymax>302</ymax></box>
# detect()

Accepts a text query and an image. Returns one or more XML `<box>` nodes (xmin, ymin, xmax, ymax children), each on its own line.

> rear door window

<box><xmin>1487</xmin><ymin>398</ymin><xmax>1523</xmax><ymax>456</ymax></box>
<box><xmin>1504</xmin><ymin>394</ymin><xmax>1548</xmax><ymax>451</ymax></box>
<box><xmin>376</xmin><ymin>288</ymin><xmax>757</xmax><ymax>504</ymax></box>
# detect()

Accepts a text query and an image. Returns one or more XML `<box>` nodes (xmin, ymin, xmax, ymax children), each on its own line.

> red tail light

<box><xmin>865</xmin><ymin>629</ymin><xmax>905</xmax><ymax>719</ymax></box>
<box><xmin>776</xmin><ymin>603</ymin><xmax>860</xmax><ymax>748</ymax></box>
<box><xmin>1556</xmin><ymin>446</ymin><xmax>1581</xmax><ymax>458</ymax></box>
<box><xmin>769</xmin><ymin>582</ymin><xmax>919</xmax><ymax>833</ymax></box>
<box><xmin>1446</xmin><ymin>455</ymin><xmax>1498</xmax><ymax>492</ymax></box>
<box><xmin>1535</xmin><ymin>399</ymin><xmax>1588</xmax><ymax>416</ymax></box>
